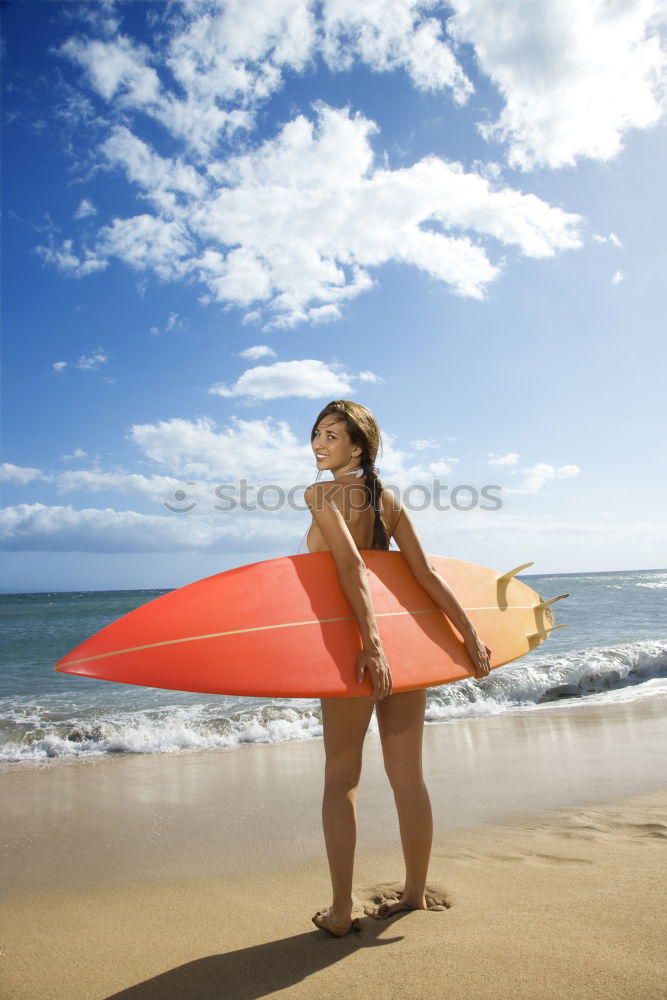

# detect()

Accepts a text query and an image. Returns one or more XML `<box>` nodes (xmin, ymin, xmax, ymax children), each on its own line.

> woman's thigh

<box><xmin>321</xmin><ymin>696</ymin><xmax>375</xmax><ymax>786</ymax></box>
<box><xmin>375</xmin><ymin>689</ymin><xmax>427</xmax><ymax>781</ymax></box>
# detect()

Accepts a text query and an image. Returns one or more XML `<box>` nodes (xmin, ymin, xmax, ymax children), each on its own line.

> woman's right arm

<box><xmin>304</xmin><ymin>483</ymin><xmax>392</xmax><ymax>699</ymax></box>
<box><xmin>390</xmin><ymin>505</ymin><xmax>491</xmax><ymax>678</ymax></box>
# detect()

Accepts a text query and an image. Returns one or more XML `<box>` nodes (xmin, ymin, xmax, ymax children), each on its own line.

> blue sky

<box><xmin>2</xmin><ymin>0</ymin><xmax>666</xmax><ymax>592</ymax></box>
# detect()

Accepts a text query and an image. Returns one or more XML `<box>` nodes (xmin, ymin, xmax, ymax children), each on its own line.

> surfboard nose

<box><xmin>54</xmin><ymin>646</ymin><xmax>90</xmax><ymax>675</ymax></box>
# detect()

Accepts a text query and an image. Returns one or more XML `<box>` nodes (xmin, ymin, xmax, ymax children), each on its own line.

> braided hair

<box><xmin>311</xmin><ymin>400</ymin><xmax>390</xmax><ymax>550</ymax></box>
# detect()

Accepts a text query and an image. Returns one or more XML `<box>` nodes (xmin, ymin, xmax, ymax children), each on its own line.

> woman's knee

<box><xmin>324</xmin><ymin>756</ymin><xmax>363</xmax><ymax>796</ymax></box>
<box><xmin>383</xmin><ymin>756</ymin><xmax>425</xmax><ymax>796</ymax></box>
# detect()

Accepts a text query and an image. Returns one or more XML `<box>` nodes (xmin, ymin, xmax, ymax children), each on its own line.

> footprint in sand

<box><xmin>358</xmin><ymin>883</ymin><xmax>452</xmax><ymax>920</ymax></box>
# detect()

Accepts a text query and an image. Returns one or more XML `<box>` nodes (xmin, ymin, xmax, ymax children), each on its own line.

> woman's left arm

<box><xmin>392</xmin><ymin>506</ymin><xmax>491</xmax><ymax>678</ymax></box>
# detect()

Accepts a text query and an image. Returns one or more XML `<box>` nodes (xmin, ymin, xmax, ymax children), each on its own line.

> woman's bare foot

<box><xmin>312</xmin><ymin>908</ymin><xmax>362</xmax><ymax>937</ymax></box>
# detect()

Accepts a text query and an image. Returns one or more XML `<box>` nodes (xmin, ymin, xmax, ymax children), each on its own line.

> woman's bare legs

<box><xmin>376</xmin><ymin>689</ymin><xmax>432</xmax><ymax>909</ymax></box>
<box><xmin>315</xmin><ymin>696</ymin><xmax>375</xmax><ymax>935</ymax></box>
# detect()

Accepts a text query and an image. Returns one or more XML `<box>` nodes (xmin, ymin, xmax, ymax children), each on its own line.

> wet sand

<box><xmin>1</xmin><ymin>698</ymin><xmax>666</xmax><ymax>1000</ymax></box>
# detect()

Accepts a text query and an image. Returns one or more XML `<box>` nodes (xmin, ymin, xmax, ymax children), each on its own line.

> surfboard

<box><xmin>54</xmin><ymin>552</ymin><xmax>568</xmax><ymax>698</ymax></box>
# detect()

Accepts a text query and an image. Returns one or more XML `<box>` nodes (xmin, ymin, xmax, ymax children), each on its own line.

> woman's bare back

<box><xmin>304</xmin><ymin>481</ymin><xmax>401</xmax><ymax>552</ymax></box>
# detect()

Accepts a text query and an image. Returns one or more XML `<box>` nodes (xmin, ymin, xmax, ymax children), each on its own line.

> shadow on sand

<box><xmin>105</xmin><ymin>916</ymin><xmax>405</xmax><ymax>1000</ymax></box>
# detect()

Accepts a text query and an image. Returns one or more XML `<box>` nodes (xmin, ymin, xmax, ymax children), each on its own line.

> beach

<box><xmin>1</xmin><ymin>696</ymin><xmax>665</xmax><ymax>1000</ymax></box>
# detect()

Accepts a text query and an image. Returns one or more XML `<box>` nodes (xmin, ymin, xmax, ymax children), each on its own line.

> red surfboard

<box><xmin>54</xmin><ymin>552</ymin><xmax>567</xmax><ymax>698</ymax></box>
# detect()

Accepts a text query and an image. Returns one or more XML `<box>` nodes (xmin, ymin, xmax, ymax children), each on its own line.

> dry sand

<box><xmin>1</xmin><ymin>697</ymin><xmax>665</xmax><ymax>1000</ymax></box>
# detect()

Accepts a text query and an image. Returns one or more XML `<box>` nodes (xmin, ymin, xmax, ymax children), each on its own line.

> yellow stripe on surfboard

<box><xmin>59</xmin><ymin>604</ymin><xmax>544</xmax><ymax>668</ymax></box>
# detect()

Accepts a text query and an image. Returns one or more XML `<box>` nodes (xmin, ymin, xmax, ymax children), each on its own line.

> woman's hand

<box><xmin>465</xmin><ymin>631</ymin><xmax>492</xmax><ymax>679</ymax></box>
<box><xmin>357</xmin><ymin>643</ymin><xmax>393</xmax><ymax>700</ymax></box>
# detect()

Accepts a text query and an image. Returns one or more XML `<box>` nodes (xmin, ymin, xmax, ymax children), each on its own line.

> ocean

<box><xmin>1</xmin><ymin>568</ymin><xmax>666</xmax><ymax>768</ymax></box>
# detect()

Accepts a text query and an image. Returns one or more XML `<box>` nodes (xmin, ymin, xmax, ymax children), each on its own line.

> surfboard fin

<box><xmin>526</xmin><ymin>624</ymin><xmax>570</xmax><ymax>640</ymax></box>
<box><xmin>497</xmin><ymin>562</ymin><xmax>534</xmax><ymax>581</ymax></box>
<box><xmin>538</xmin><ymin>593</ymin><xmax>569</xmax><ymax>608</ymax></box>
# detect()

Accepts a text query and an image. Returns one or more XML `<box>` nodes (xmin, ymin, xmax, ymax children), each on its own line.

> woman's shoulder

<box><xmin>305</xmin><ymin>479</ymin><xmax>366</xmax><ymax>504</ymax></box>
<box><xmin>304</xmin><ymin>480</ymin><xmax>338</xmax><ymax>500</ymax></box>
<box><xmin>380</xmin><ymin>488</ymin><xmax>403</xmax><ymax>534</ymax></box>
<box><xmin>304</xmin><ymin>480</ymin><xmax>341</xmax><ymax>513</ymax></box>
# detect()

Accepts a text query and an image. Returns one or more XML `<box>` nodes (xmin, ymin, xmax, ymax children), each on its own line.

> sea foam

<box><xmin>1</xmin><ymin>639</ymin><xmax>665</xmax><ymax>764</ymax></box>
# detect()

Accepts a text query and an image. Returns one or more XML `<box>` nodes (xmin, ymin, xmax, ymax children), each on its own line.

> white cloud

<box><xmin>0</xmin><ymin>463</ymin><xmax>43</xmax><ymax>485</ymax></box>
<box><xmin>76</xmin><ymin>349</ymin><xmax>108</xmax><ymax>371</ymax></box>
<box><xmin>128</xmin><ymin>415</ymin><xmax>313</xmax><ymax>482</ymax></box>
<box><xmin>97</xmin><ymin>215</ymin><xmax>193</xmax><ymax>280</ymax></box>
<box><xmin>57</xmin><ymin>1</ymin><xmax>667</xmax><ymax>181</ymax></box>
<box><xmin>506</xmin><ymin>462</ymin><xmax>581</xmax><ymax>495</ymax></box>
<box><xmin>487</xmin><ymin>451</ymin><xmax>519</xmax><ymax>467</ymax></box>
<box><xmin>556</xmin><ymin>465</ymin><xmax>580</xmax><ymax>479</ymax></box>
<box><xmin>126</xmin><ymin>413</ymin><xmax>466</xmax><ymax>493</ymax></box>
<box><xmin>3</xmin><ymin>500</ymin><xmax>664</xmax><ymax>567</ymax></box>
<box><xmin>0</xmin><ymin>413</ymin><xmax>591</xmax><ymax>556</ymax></box>
<box><xmin>150</xmin><ymin>313</ymin><xmax>188</xmax><ymax>336</ymax></box>
<box><xmin>50</xmin><ymin>5</ymin><xmax>601</xmax><ymax>325</ymax></box>
<box><xmin>193</xmin><ymin>246</ymin><xmax>274</xmax><ymax>308</ymax></box>
<box><xmin>102</xmin><ymin>125</ymin><xmax>208</xmax><ymax>203</ymax></box>
<box><xmin>0</xmin><ymin>502</ymin><xmax>288</xmax><ymax>553</ymax></box>
<box><xmin>36</xmin><ymin>238</ymin><xmax>108</xmax><ymax>277</ymax></box>
<box><xmin>612</xmin><ymin>270</ymin><xmax>624</xmax><ymax>284</ymax></box>
<box><xmin>210</xmin><ymin>358</ymin><xmax>368</xmax><ymax>400</ymax></box>
<box><xmin>74</xmin><ymin>198</ymin><xmax>97</xmax><ymax>219</ymax></box>
<box><xmin>69</xmin><ymin>3</ymin><xmax>121</xmax><ymax>40</ymax></box>
<box><xmin>58</xmin><ymin>3</ymin><xmax>314</xmax><ymax>160</ymax></box>
<box><xmin>52</xmin><ymin>469</ymin><xmax>184</xmax><ymax>504</ymax></box>
<box><xmin>160</xmin><ymin>0</ymin><xmax>314</xmax><ymax>152</ymax></box>
<box><xmin>321</xmin><ymin>0</ymin><xmax>472</xmax><ymax>100</ymax></box>
<box><xmin>593</xmin><ymin>232</ymin><xmax>623</xmax><ymax>247</ymax></box>
<box><xmin>450</xmin><ymin>0</ymin><xmax>667</xmax><ymax>169</ymax></box>
<box><xmin>412</xmin><ymin>439</ymin><xmax>435</xmax><ymax>451</ymax></box>
<box><xmin>238</xmin><ymin>345</ymin><xmax>277</xmax><ymax>360</ymax></box>
<box><xmin>59</xmin><ymin>34</ymin><xmax>161</xmax><ymax>107</ymax></box>
<box><xmin>308</xmin><ymin>304</ymin><xmax>343</xmax><ymax>324</ymax></box>
<box><xmin>51</xmin><ymin>350</ymin><xmax>109</xmax><ymax>374</ymax></box>
<box><xmin>370</xmin><ymin>432</ymin><xmax>457</xmax><ymax>484</ymax></box>
<box><xmin>60</xmin><ymin>2</ymin><xmax>472</xmax><ymax>158</ymax></box>
<box><xmin>166</xmin><ymin>313</ymin><xmax>187</xmax><ymax>333</ymax></box>
<box><xmin>187</xmin><ymin>105</ymin><xmax>581</xmax><ymax>323</ymax></box>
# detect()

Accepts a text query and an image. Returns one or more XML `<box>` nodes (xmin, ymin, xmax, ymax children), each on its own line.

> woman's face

<box><xmin>312</xmin><ymin>416</ymin><xmax>362</xmax><ymax>474</ymax></box>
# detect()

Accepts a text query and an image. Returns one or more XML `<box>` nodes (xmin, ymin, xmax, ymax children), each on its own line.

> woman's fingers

<box><xmin>357</xmin><ymin>650</ymin><xmax>392</xmax><ymax>699</ymax></box>
<box><xmin>356</xmin><ymin>652</ymin><xmax>366</xmax><ymax>686</ymax></box>
<box><xmin>375</xmin><ymin>660</ymin><xmax>393</xmax><ymax>700</ymax></box>
<box><xmin>465</xmin><ymin>633</ymin><xmax>492</xmax><ymax>678</ymax></box>
<box><xmin>476</xmin><ymin>641</ymin><xmax>491</xmax><ymax>677</ymax></box>
<box><xmin>374</xmin><ymin>670</ymin><xmax>391</xmax><ymax>700</ymax></box>
<box><xmin>370</xmin><ymin>663</ymin><xmax>389</xmax><ymax>700</ymax></box>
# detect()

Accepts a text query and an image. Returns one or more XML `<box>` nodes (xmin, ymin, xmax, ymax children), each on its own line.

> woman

<box><xmin>304</xmin><ymin>400</ymin><xmax>491</xmax><ymax>937</ymax></box>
